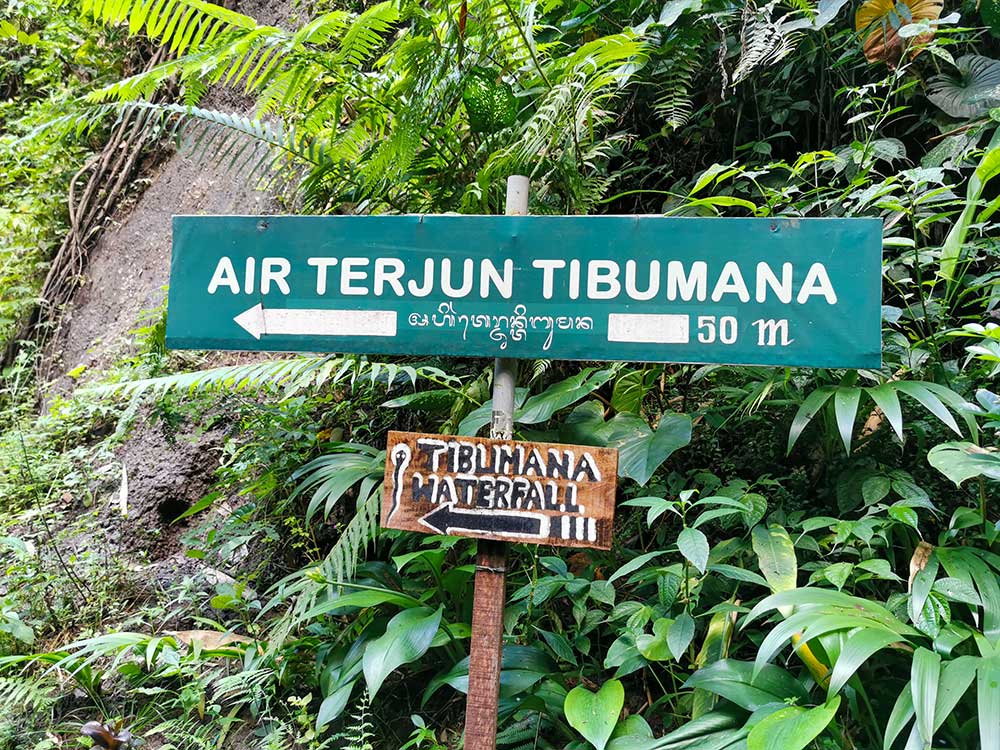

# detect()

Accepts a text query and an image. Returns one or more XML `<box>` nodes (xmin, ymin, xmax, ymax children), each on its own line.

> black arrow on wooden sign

<box><xmin>418</xmin><ymin>504</ymin><xmax>551</xmax><ymax>539</ymax></box>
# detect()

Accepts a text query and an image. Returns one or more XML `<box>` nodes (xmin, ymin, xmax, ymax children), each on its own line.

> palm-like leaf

<box><xmin>291</xmin><ymin>443</ymin><xmax>385</xmax><ymax>524</ymax></box>
<box><xmin>787</xmin><ymin>379</ymin><xmax>977</xmax><ymax>454</ymax></box>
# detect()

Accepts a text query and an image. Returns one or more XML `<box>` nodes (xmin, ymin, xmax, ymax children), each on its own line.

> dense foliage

<box><xmin>1</xmin><ymin>1</ymin><xmax>999</xmax><ymax>750</ymax></box>
<box><xmin>0</xmin><ymin>0</ymin><xmax>133</xmax><ymax>346</ymax></box>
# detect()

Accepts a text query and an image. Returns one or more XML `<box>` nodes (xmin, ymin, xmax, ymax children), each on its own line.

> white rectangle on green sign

<box><xmin>166</xmin><ymin>215</ymin><xmax>883</xmax><ymax>368</ymax></box>
<box><xmin>607</xmin><ymin>313</ymin><xmax>690</xmax><ymax>344</ymax></box>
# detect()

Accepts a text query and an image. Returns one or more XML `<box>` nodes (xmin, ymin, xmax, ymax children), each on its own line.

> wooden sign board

<box><xmin>381</xmin><ymin>431</ymin><xmax>618</xmax><ymax>550</ymax></box>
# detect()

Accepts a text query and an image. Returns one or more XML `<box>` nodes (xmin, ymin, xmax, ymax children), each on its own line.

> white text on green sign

<box><xmin>166</xmin><ymin>215</ymin><xmax>882</xmax><ymax>367</ymax></box>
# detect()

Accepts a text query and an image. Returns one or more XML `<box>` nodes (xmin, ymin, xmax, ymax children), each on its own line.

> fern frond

<box><xmin>266</xmin><ymin>481</ymin><xmax>383</xmax><ymax>632</ymax></box>
<box><xmin>81</xmin><ymin>0</ymin><xmax>258</xmax><ymax>55</ymax></box>
<box><xmin>291</xmin><ymin>443</ymin><xmax>385</xmax><ymax>523</ymax></box>
<box><xmin>0</xmin><ymin>675</ymin><xmax>57</xmax><ymax>714</ymax></box>
<box><xmin>731</xmin><ymin>1</ymin><xmax>800</xmax><ymax>86</ymax></box>
<box><xmin>144</xmin><ymin>711</ymin><xmax>226</xmax><ymax>750</ymax></box>
<box><xmin>89</xmin><ymin>355</ymin><xmax>443</xmax><ymax>400</ymax></box>
<box><xmin>497</xmin><ymin>712</ymin><xmax>560</xmax><ymax>750</ymax></box>
<box><xmin>211</xmin><ymin>667</ymin><xmax>274</xmax><ymax>703</ymax></box>
<box><xmin>492</xmin><ymin>30</ymin><xmax>648</xmax><ymax>176</ymax></box>
<box><xmin>652</xmin><ymin>34</ymin><xmax>703</xmax><ymax>132</ymax></box>
<box><xmin>475</xmin><ymin>0</ymin><xmax>547</xmax><ymax>77</ymax></box>
<box><xmin>327</xmin><ymin>484</ymin><xmax>381</xmax><ymax>583</ymax></box>
<box><xmin>331</xmin><ymin>691</ymin><xmax>375</xmax><ymax>750</ymax></box>
<box><xmin>336</xmin><ymin>1</ymin><xmax>399</xmax><ymax>66</ymax></box>
<box><xmin>32</xmin><ymin>99</ymin><xmax>330</xmax><ymax>192</ymax></box>
<box><xmin>85</xmin><ymin>2</ymin><xmax>398</xmax><ymax>123</ymax></box>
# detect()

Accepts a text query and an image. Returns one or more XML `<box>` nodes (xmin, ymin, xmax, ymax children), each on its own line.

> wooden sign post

<box><xmin>474</xmin><ymin>177</ymin><xmax>523</xmax><ymax>750</ymax></box>
<box><xmin>380</xmin><ymin>428</ymin><xmax>619</xmax><ymax>747</ymax></box>
<box><xmin>379</xmin><ymin>177</ymin><xmax>623</xmax><ymax>750</ymax></box>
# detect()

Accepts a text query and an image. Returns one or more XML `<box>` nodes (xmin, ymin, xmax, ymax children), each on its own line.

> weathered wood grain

<box><xmin>464</xmin><ymin>540</ymin><xmax>506</xmax><ymax>750</ymax></box>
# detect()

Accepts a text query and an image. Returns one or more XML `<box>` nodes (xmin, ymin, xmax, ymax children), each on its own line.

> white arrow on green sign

<box><xmin>166</xmin><ymin>215</ymin><xmax>882</xmax><ymax>368</ymax></box>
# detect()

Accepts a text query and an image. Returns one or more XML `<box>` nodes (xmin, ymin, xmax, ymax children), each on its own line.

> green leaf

<box><xmin>0</xmin><ymin>614</ymin><xmax>34</xmax><ymax>646</ymax></box>
<box><xmin>894</xmin><ymin>382</ymin><xmax>962</xmax><ymax>437</ymax></box>
<box><xmin>678</xmin><ymin>527</ymin><xmax>710</xmax><ymax>574</ymax></box>
<box><xmin>458</xmin><ymin>388</ymin><xmax>529</xmax><ymax>436</ymax></box>
<box><xmin>610</xmin><ymin>412</ymin><xmax>692</xmax><ymax>486</ymax></box>
<box><xmin>823</xmin><ymin>562</ymin><xmax>853</xmax><ymax>590</ymax></box>
<box><xmin>933</xmin><ymin>656</ymin><xmax>977</xmax><ymax>733</ymax></box>
<box><xmin>422</xmin><ymin>646</ymin><xmax>554</xmax><ymax>705</ymax></box>
<box><xmin>657</xmin><ymin>0</ymin><xmax>703</xmax><ymax>27</ymax></box>
<box><xmin>827</xmin><ymin>627</ymin><xmax>901</xmax><ymax>698</ymax></box>
<box><xmin>909</xmin><ymin>553</ymin><xmax>939</xmax><ymax>626</ymax></box>
<box><xmin>911</xmin><ymin>648</ymin><xmax>941</xmax><ymax>749</ymax></box>
<box><xmin>787</xmin><ymin>386</ymin><xmax>836</xmax><ymax>454</ymax></box>
<box><xmin>746</xmin><ymin>696</ymin><xmax>841</xmax><ymax>750</ymax></box>
<box><xmin>0</xmin><ymin>536</ymin><xmax>29</xmax><ymax>555</ymax></box>
<box><xmin>517</xmin><ymin>369</ymin><xmax>614</xmax><ymax>424</ymax></box>
<box><xmin>941</xmin><ymin>129</ymin><xmax>1000</xmax><ymax>280</ymax></box>
<box><xmin>753</xmin><ymin>611</ymin><xmax>897</xmax><ymax>677</ymax></box>
<box><xmin>684</xmin><ymin>660</ymin><xmax>810</xmax><ymax>712</ymax></box>
<box><xmin>928</xmin><ymin>56</ymin><xmax>1000</xmax><ymax>119</ymax></box>
<box><xmin>856</xmin><ymin>559</ymin><xmax>901</xmax><ymax>581</ymax></box>
<box><xmin>611</xmin><ymin>368</ymin><xmax>657</xmax><ymax>414</ymax></box>
<box><xmin>928</xmin><ymin>442</ymin><xmax>1000</xmax><ymax>485</ymax></box>
<box><xmin>609</xmin><ymin>551</ymin><xmax>666</xmax><ymax>583</ymax></box>
<box><xmin>637</xmin><ymin>618</ymin><xmax>673</xmax><ymax>661</ymax></box>
<box><xmin>966</xmin><ymin>553</ymin><xmax>1000</xmax><ymax>640</ymax></box>
<box><xmin>561</xmin><ymin>400</ymin><xmax>616</xmax><ymax>445</ymax></box>
<box><xmin>708</xmin><ymin>564</ymin><xmax>770</xmax><ymax>588</ymax></box>
<box><xmin>978</xmin><ymin>656</ymin><xmax>1000</xmax><ymax>750</ymax></box>
<box><xmin>538</xmin><ymin>628</ymin><xmax>578</xmax><ymax>666</ymax></box>
<box><xmin>888</xmin><ymin>505</ymin><xmax>918</xmax><ymax>532</ymax></box>
<box><xmin>912</xmin><ymin>593</ymin><xmax>949</xmax><ymax>639</ymax></box>
<box><xmin>867</xmin><ymin>385</ymin><xmax>904</xmax><ymax>442</ymax></box>
<box><xmin>745</xmin><ymin>587</ymin><xmax>899</xmax><ymax>622</ymax></box>
<box><xmin>752</xmin><ymin>524</ymin><xmax>797</xmax><ymax>595</ymax></box>
<box><xmin>363</xmin><ymin>606</ymin><xmax>442</xmax><ymax>697</ymax></box>
<box><xmin>668</xmin><ymin>612</ymin><xmax>696</xmax><ymax>660</ymax></box>
<box><xmin>884</xmin><ymin>684</ymin><xmax>915</xmax><ymax>750</ymax></box>
<box><xmin>590</xmin><ymin>580</ymin><xmax>616</xmax><ymax>606</ymax></box>
<box><xmin>834</xmin><ymin>387</ymin><xmax>862</xmax><ymax>454</ymax></box>
<box><xmin>933</xmin><ymin>577</ymin><xmax>982</xmax><ymax>607</ymax></box>
<box><xmin>691</xmin><ymin>162</ymin><xmax>734</xmax><ymax>195</ymax></box>
<box><xmin>175</xmin><ymin>491</ymin><xmax>222</xmax><ymax>521</ymax></box>
<box><xmin>316</xmin><ymin>682</ymin><xmax>354</xmax><ymax>729</ymax></box>
<box><xmin>565</xmin><ymin>679</ymin><xmax>625</xmax><ymax>750</ymax></box>
<box><xmin>381</xmin><ymin>389</ymin><xmax>456</xmax><ymax>413</ymax></box>
<box><xmin>861</xmin><ymin>475</ymin><xmax>892</xmax><ymax>506</ymax></box>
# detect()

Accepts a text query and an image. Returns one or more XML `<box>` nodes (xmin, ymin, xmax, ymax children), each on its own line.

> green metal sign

<box><xmin>167</xmin><ymin>215</ymin><xmax>882</xmax><ymax>368</ymax></box>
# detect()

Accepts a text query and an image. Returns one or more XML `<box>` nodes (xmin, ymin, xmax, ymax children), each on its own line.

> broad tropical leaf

<box><xmin>362</xmin><ymin>606</ymin><xmax>443</xmax><ymax>697</ymax></box>
<box><xmin>928</xmin><ymin>55</ymin><xmax>1000</xmax><ymax>119</ymax></box>
<box><xmin>855</xmin><ymin>0</ymin><xmax>942</xmax><ymax>63</ymax></box>
<box><xmin>610</xmin><ymin>413</ymin><xmax>693</xmax><ymax>486</ymax></box>
<box><xmin>565</xmin><ymin>679</ymin><xmax>624</xmax><ymax>750</ymax></box>
<box><xmin>928</xmin><ymin>442</ymin><xmax>1000</xmax><ymax>485</ymax></box>
<box><xmin>746</xmin><ymin>696</ymin><xmax>841</xmax><ymax>750</ymax></box>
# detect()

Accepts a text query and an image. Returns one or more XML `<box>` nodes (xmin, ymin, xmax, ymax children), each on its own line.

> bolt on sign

<box><xmin>166</xmin><ymin>215</ymin><xmax>882</xmax><ymax>368</ymax></box>
<box><xmin>381</xmin><ymin>432</ymin><xmax>618</xmax><ymax>550</ymax></box>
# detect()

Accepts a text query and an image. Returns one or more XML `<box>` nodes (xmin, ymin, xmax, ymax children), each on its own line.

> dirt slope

<box><xmin>42</xmin><ymin>150</ymin><xmax>277</xmax><ymax>390</ymax></box>
<box><xmin>42</xmin><ymin>0</ymin><xmax>294</xmax><ymax>394</ymax></box>
<box><xmin>35</xmin><ymin>0</ymin><xmax>295</xmax><ymax>590</ymax></box>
